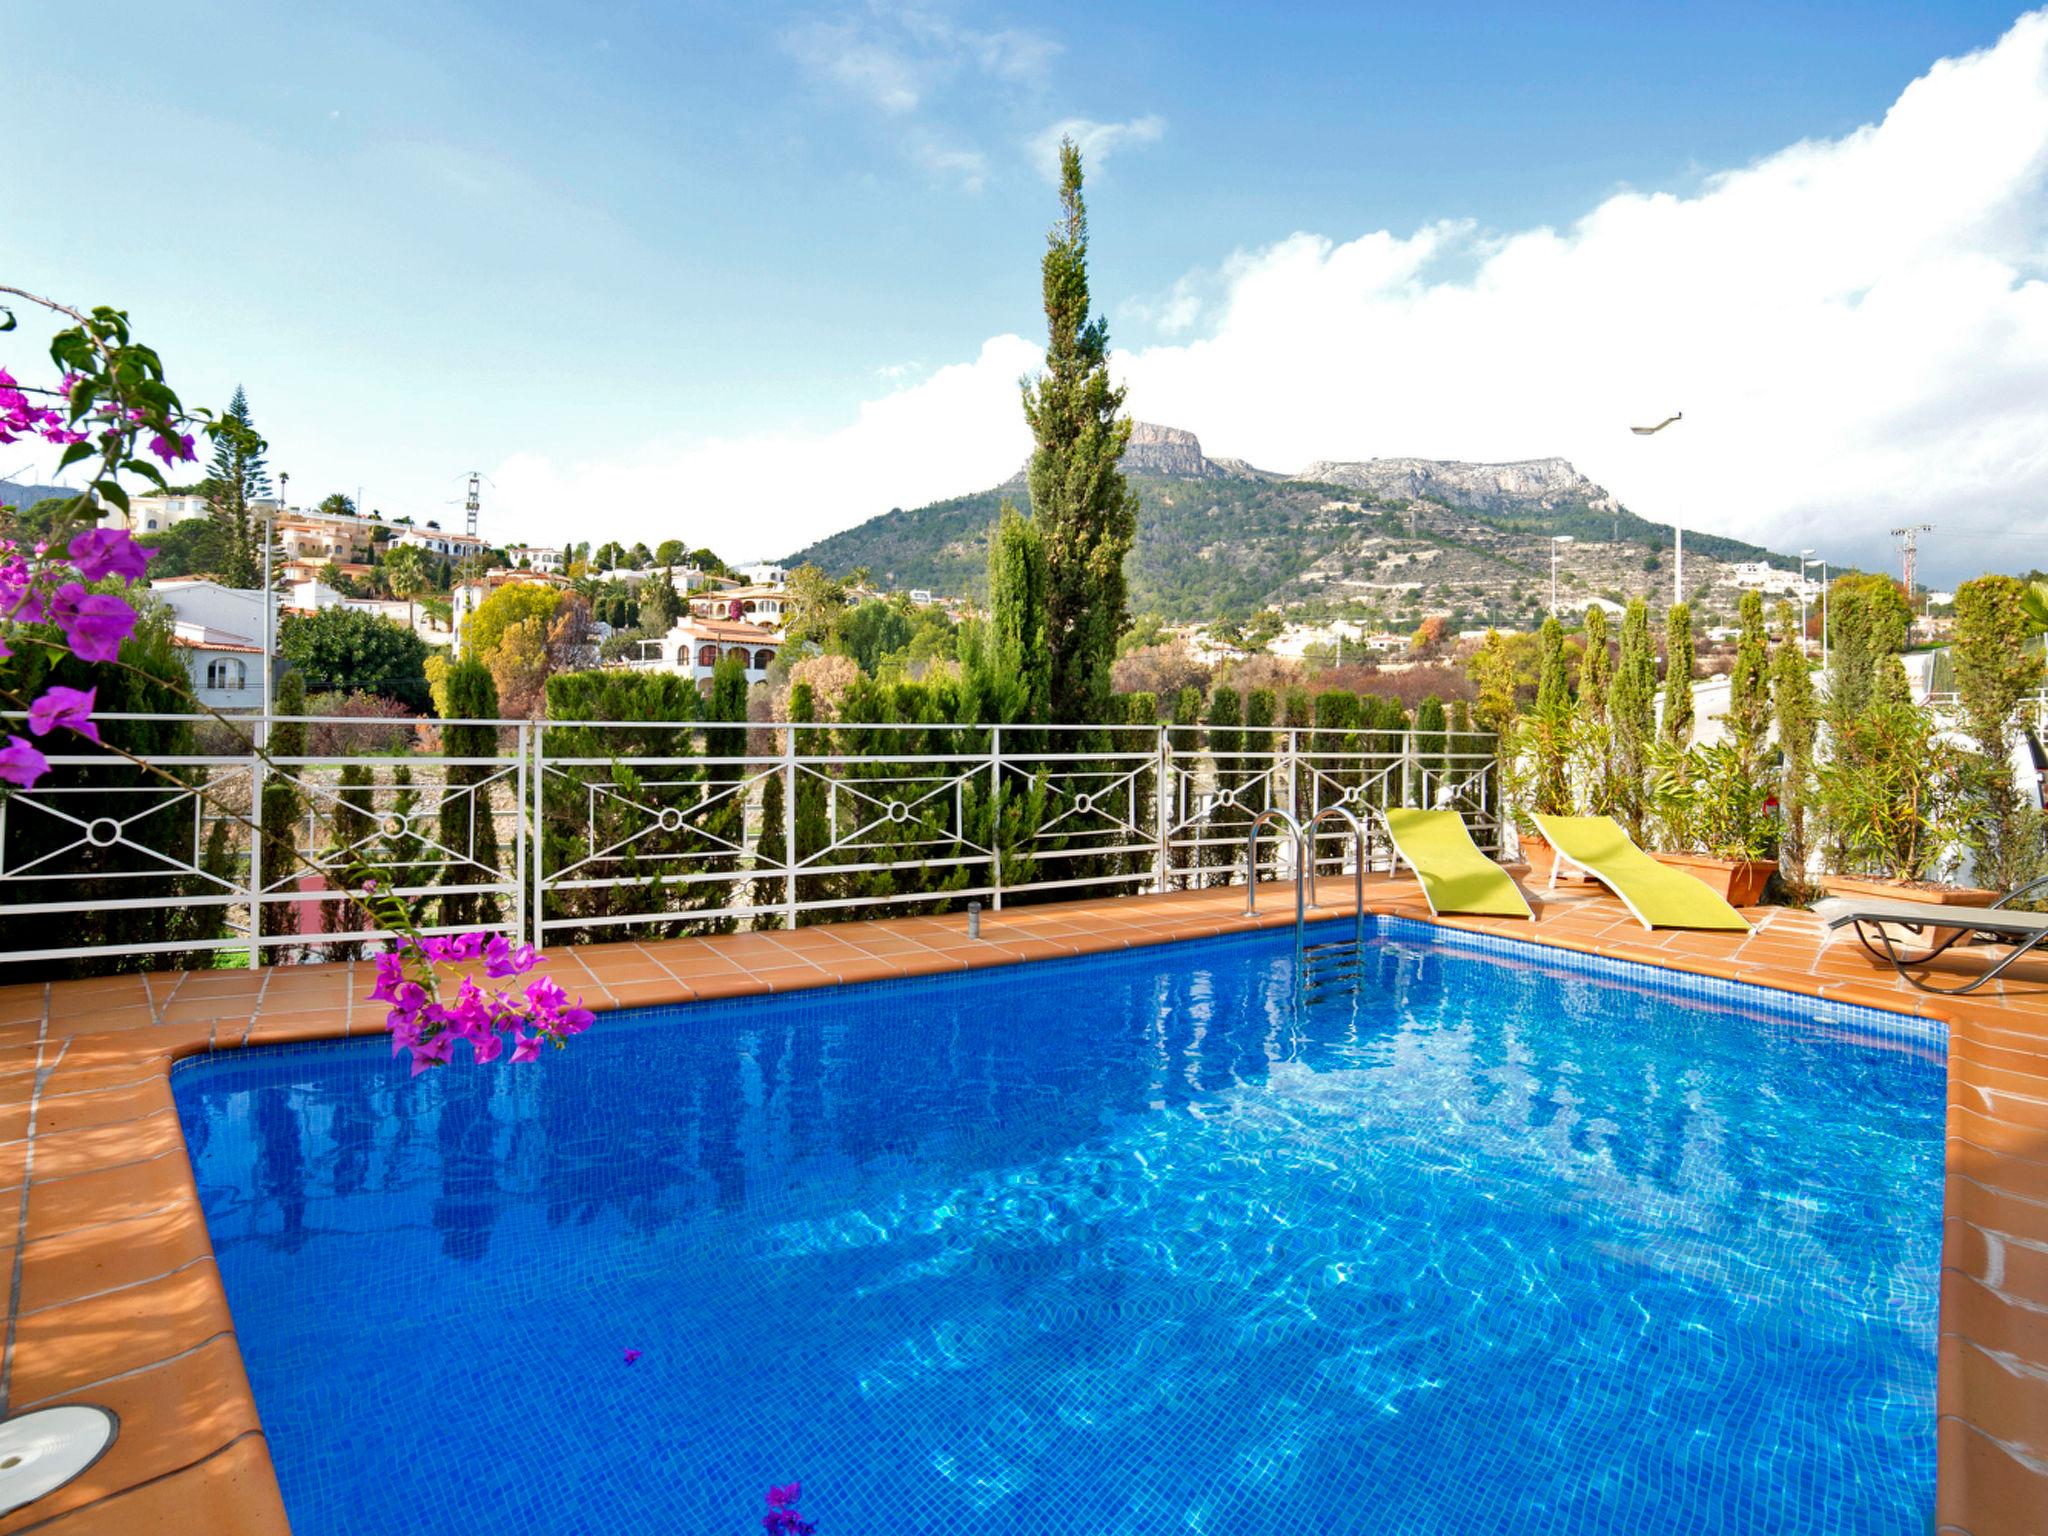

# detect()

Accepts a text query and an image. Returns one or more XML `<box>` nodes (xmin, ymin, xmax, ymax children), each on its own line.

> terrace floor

<box><xmin>0</xmin><ymin>875</ymin><xmax>2041</xmax><ymax>1534</ymax></box>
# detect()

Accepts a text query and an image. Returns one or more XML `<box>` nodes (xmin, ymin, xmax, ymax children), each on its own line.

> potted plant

<box><xmin>1648</xmin><ymin>740</ymin><xmax>1779</xmax><ymax>904</ymax></box>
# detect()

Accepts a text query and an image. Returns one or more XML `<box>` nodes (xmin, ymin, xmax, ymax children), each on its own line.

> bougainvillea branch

<box><xmin>1</xmin><ymin>282</ymin><xmax>591</xmax><ymax>1070</ymax></box>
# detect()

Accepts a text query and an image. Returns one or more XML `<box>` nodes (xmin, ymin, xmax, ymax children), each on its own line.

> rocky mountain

<box><xmin>788</xmin><ymin>426</ymin><xmax>1792</xmax><ymax>628</ymax></box>
<box><xmin>1296</xmin><ymin>456</ymin><xmax>1617</xmax><ymax>516</ymax></box>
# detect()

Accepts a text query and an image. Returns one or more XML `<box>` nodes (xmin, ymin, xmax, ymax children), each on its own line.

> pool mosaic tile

<box><xmin>174</xmin><ymin>920</ymin><xmax>1944</xmax><ymax>1535</ymax></box>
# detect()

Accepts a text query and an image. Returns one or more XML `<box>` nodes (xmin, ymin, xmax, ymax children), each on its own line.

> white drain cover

<box><xmin>0</xmin><ymin>1406</ymin><xmax>116</xmax><ymax>1515</ymax></box>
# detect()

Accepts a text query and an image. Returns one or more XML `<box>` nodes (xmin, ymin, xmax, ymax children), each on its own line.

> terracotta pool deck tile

<box><xmin>6</xmin><ymin>1260</ymin><xmax>234</xmax><ymax>1408</ymax></box>
<box><xmin>24</xmin><ymin>1158</ymin><xmax>190</xmax><ymax>1242</ymax></box>
<box><xmin>26</xmin><ymin>1112</ymin><xmax>183</xmax><ymax>1183</ymax></box>
<box><xmin>0</xmin><ymin>1335</ymin><xmax>263</xmax><ymax>1535</ymax></box>
<box><xmin>3</xmin><ymin>880</ymin><xmax>2047</xmax><ymax>1530</ymax></box>
<box><xmin>15</xmin><ymin>1200</ymin><xmax>214</xmax><ymax>1318</ymax></box>
<box><xmin>18</xmin><ymin>1433</ymin><xmax>289</xmax><ymax>1536</ymax></box>
<box><xmin>28</xmin><ymin>1079</ymin><xmax>167</xmax><ymax>1140</ymax></box>
<box><xmin>1938</xmin><ymin>1415</ymin><xmax>2048</xmax><ymax>1536</ymax></box>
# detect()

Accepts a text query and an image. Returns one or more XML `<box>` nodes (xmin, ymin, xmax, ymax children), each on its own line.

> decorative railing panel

<box><xmin>0</xmin><ymin>713</ymin><xmax>1498</xmax><ymax>976</ymax></box>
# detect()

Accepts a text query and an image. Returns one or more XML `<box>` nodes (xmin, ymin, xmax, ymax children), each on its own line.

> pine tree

<box><xmin>1728</xmin><ymin>589</ymin><xmax>1771</xmax><ymax>779</ymax></box>
<box><xmin>206</xmin><ymin>386</ymin><xmax>272</xmax><ymax>588</ymax></box>
<box><xmin>1607</xmin><ymin>599</ymin><xmax>1657</xmax><ymax>840</ymax></box>
<box><xmin>437</xmin><ymin>659</ymin><xmax>503</xmax><ymax>928</ymax></box>
<box><xmin>1022</xmin><ymin>139</ymin><xmax>1138</xmax><ymax>724</ymax></box>
<box><xmin>1661</xmin><ymin>603</ymin><xmax>1695</xmax><ymax>749</ymax></box>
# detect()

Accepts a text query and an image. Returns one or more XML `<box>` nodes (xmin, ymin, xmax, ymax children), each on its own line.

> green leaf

<box><xmin>56</xmin><ymin>441</ymin><xmax>96</xmax><ymax>471</ymax></box>
<box><xmin>93</xmin><ymin>479</ymin><xmax>130</xmax><ymax>513</ymax></box>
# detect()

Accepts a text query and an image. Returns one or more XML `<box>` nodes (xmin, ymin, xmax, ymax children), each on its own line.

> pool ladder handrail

<box><xmin>1305</xmin><ymin>804</ymin><xmax>1370</xmax><ymax>954</ymax></box>
<box><xmin>1242</xmin><ymin>808</ymin><xmax>1309</xmax><ymax>974</ymax></box>
<box><xmin>1241</xmin><ymin>806</ymin><xmax>1371</xmax><ymax>975</ymax></box>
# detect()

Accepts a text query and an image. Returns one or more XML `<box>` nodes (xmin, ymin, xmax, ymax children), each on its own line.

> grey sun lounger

<box><xmin>1822</xmin><ymin>877</ymin><xmax>2048</xmax><ymax>994</ymax></box>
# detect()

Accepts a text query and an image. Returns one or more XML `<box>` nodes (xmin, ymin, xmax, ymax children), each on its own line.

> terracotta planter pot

<box><xmin>1818</xmin><ymin>874</ymin><xmax>2000</xmax><ymax>950</ymax></box>
<box><xmin>1518</xmin><ymin>830</ymin><xmax>1555</xmax><ymax>881</ymax></box>
<box><xmin>1650</xmin><ymin>852</ymin><xmax>1776</xmax><ymax>907</ymax></box>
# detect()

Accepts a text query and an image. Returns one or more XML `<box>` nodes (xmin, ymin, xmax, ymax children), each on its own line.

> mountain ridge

<box><xmin>787</xmin><ymin>425</ymin><xmax>1792</xmax><ymax>626</ymax></box>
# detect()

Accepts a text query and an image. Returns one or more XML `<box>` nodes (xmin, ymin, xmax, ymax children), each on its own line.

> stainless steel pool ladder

<box><xmin>1242</xmin><ymin>807</ymin><xmax>1370</xmax><ymax>987</ymax></box>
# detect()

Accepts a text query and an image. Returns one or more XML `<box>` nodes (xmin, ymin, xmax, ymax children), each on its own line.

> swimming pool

<box><xmin>174</xmin><ymin>918</ymin><xmax>1944</xmax><ymax>1535</ymax></box>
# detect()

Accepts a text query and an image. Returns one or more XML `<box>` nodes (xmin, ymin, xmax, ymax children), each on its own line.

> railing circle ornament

<box><xmin>656</xmin><ymin>807</ymin><xmax>685</xmax><ymax>833</ymax></box>
<box><xmin>1344</xmin><ymin>786</ymin><xmax>1361</xmax><ymax>803</ymax></box>
<box><xmin>382</xmin><ymin>815</ymin><xmax>406</xmax><ymax>836</ymax></box>
<box><xmin>887</xmin><ymin>800</ymin><xmax>910</xmax><ymax>824</ymax></box>
<box><xmin>83</xmin><ymin>818</ymin><xmax>121</xmax><ymax>849</ymax></box>
<box><xmin>1074</xmin><ymin>793</ymin><xmax>1095</xmax><ymax>815</ymax></box>
<box><xmin>1214</xmin><ymin>788</ymin><xmax>1235</xmax><ymax>808</ymax></box>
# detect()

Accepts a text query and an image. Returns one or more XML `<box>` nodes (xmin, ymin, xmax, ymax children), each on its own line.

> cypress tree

<box><xmin>1607</xmin><ymin>599</ymin><xmax>1657</xmax><ymax>840</ymax></box>
<box><xmin>1202</xmin><ymin>686</ymin><xmax>1245</xmax><ymax>884</ymax></box>
<box><xmin>1771</xmin><ymin>625</ymin><xmax>1819</xmax><ymax>891</ymax></box>
<box><xmin>1661</xmin><ymin>603</ymin><xmax>1695</xmax><ymax>749</ymax></box>
<box><xmin>1532</xmin><ymin>617</ymin><xmax>1571</xmax><ymax>815</ymax></box>
<box><xmin>259</xmin><ymin>670</ymin><xmax>307</xmax><ymax>947</ymax></box>
<box><xmin>1728</xmin><ymin>589</ymin><xmax>1771</xmax><ymax>779</ymax></box>
<box><xmin>1953</xmin><ymin>575</ymin><xmax>2045</xmax><ymax>890</ymax></box>
<box><xmin>1578</xmin><ymin>607</ymin><xmax>1611</xmax><ymax>722</ymax></box>
<box><xmin>437</xmin><ymin>658</ymin><xmax>503</xmax><ymax>929</ymax></box>
<box><xmin>1022</xmin><ymin>139</ymin><xmax>1138</xmax><ymax>724</ymax></box>
<box><xmin>1415</xmin><ymin>695</ymin><xmax>1447</xmax><ymax>796</ymax></box>
<box><xmin>979</xmin><ymin>501</ymin><xmax>1050</xmax><ymax>727</ymax></box>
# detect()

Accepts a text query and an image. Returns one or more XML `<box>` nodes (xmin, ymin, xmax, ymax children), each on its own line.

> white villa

<box><xmin>688</xmin><ymin>584</ymin><xmax>789</xmax><ymax>633</ymax></box>
<box><xmin>633</xmin><ymin>613</ymin><xmax>782</xmax><ymax>684</ymax></box>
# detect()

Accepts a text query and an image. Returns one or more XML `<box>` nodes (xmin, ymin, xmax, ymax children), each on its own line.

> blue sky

<box><xmin>4</xmin><ymin>3</ymin><xmax>2043</xmax><ymax>579</ymax></box>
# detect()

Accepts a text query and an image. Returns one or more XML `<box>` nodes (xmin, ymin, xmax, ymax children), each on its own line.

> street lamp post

<box><xmin>1550</xmin><ymin>535</ymin><xmax>1574</xmax><ymax>616</ymax></box>
<box><xmin>1799</xmin><ymin>548</ymin><xmax>1815</xmax><ymax>658</ymax></box>
<box><xmin>263</xmin><ymin>472</ymin><xmax>285</xmax><ymax>748</ymax></box>
<box><xmin>1629</xmin><ymin>412</ymin><xmax>1684</xmax><ymax>604</ymax></box>
<box><xmin>1820</xmin><ymin>561</ymin><xmax>1830</xmax><ymax>668</ymax></box>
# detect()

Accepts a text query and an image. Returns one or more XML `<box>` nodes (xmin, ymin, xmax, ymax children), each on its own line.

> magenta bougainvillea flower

<box><xmin>66</xmin><ymin>528</ymin><xmax>152</xmax><ymax>584</ymax></box>
<box><xmin>48</xmin><ymin>582</ymin><xmax>136</xmax><ymax>664</ymax></box>
<box><xmin>367</xmin><ymin>932</ymin><xmax>594</xmax><ymax>1075</ymax></box>
<box><xmin>0</xmin><ymin>736</ymin><xmax>49</xmax><ymax>789</ymax></box>
<box><xmin>27</xmin><ymin>685</ymin><xmax>101</xmax><ymax>745</ymax></box>
<box><xmin>763</xmin><ymin>1483</ymin><xmax>816</xmax><ymax>1535</ymax></box>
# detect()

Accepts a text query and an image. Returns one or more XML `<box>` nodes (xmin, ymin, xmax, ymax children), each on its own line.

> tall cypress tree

<box><xmin>437</xmin><ymin>658</ymin><xmax>503</xmax><ymax>929</ymax></box>
<box><xmin>1022</xmin><ymin>139</ymin><xmax>1137</xmax><ymax>724</ymax></box>
<box><xmin>1727</xmin><ymin>589</ymin><xmax>1770</xmax><ymax>779</ymax></box>
<box><xmin>979</xmin><ymin>501</ymin><xmax>1050</xmax><ymax>726</ymax></box>
<box><xmin>1771</xmin><ymin>617</ymin><xmax>1819</xmax><ymax>890</ymax></box>
<box><xmin>1578</xmin><ymin>607</ymin><xmax>1611</xmax><ymax>722</ymax></box>
<box><xmin>1661</xmin><ymin>603</ymin><xmax>1695</xmax><ymax>749</ymax></box>
<box><xmin>1607</xmin><ymin>599</ymin><xmax>1657</xmax><ymax>840</ymax></box>
<box><xmin>1532</xmin><ymin>616</ymin><xmax>1571</xmax><ymax>815</ymax></box>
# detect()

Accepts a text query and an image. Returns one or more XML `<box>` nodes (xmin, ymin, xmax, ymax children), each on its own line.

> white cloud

<box><xmin>503</xmin><ymin>11</ymin><xmax>2048</xmax><ymax>584</ymax></box>
<box><xmin>492</xmin><ymin>336</ymin><xmax>1040</xmax><ymax>560</ymax></box>
<box><xmin>1029</xmin><ymin>114</ymin><xmax>1166</xmax><ymax>181</ymax></box>
<box><xmin>782</xmin><ymin>3</ymin><xmax>1062</xmax><ymax>187</ymax></box>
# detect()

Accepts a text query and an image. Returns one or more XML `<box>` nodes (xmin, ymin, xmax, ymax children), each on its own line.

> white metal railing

<box><xmin>0</xmin><ymin>714</ymin><xmax>1498</xmax><ymax>973</ymax></box>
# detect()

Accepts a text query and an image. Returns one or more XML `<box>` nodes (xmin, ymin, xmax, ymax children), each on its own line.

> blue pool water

<box><xmin>174</xmin><ymin>920</ymin><xmax>1944</xmax><ymax>1535</ymax></box>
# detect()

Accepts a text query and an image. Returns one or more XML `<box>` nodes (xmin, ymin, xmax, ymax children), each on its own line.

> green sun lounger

<box><xmin>1529</xmin><ymin>812</ymin><xmax>1751</xmax><ymax>931</ymax></box>
<box><xmin>1380</xmin><ymin>808</ymin><xmax>1534</xmax><ymax>918</ymax></box>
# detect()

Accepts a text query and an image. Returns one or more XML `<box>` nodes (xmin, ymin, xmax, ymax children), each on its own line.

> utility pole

<box><xmin>1892</xmin><ymin>523</ymin><xmax>1933</xmax><ymax>614</ymax></box>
